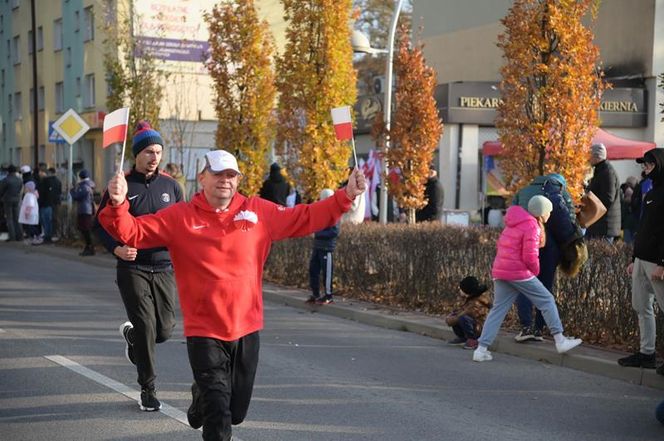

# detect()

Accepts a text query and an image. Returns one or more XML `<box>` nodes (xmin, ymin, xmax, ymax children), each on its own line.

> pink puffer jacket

<box><xmin>492</xmin><ymin>205</ymin><xmax>541</xmax><ymax>280</ymax></box>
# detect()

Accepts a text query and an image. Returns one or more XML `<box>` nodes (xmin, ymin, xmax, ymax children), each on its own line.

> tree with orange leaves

<box><xmin>373</xmin><ymin>26</ymin><xmax>443</xmax><ymax>224</ymax></box>
<box><xmin>496</xmin><ymin>0</ymin><xmax>605</xmax><ymax>201</ymax></box>
<box><xmin>204</xmin><ymin>0</ymin><xmax>277</xmax><ymax>196</ymax></box>
<box><xmin>275</xmin><ymin>0</ymin><xmax>357</xmax><ymax>201</ymax></box>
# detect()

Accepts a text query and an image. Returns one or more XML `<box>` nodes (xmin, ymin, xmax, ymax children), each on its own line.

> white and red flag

<box><xmin>102</xmin><ymin>107</ymin><xmax>130</xmax><ymax>148</ymax></box>
<box><xmin>331</xmin><ymin>106</ymin><xmax>353</xmax><ymax>141</ymax></box>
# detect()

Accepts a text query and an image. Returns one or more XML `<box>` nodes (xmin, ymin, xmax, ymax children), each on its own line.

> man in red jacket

<box><xmin>99</xmin><ymin>149</ymin><xmax>366</xmax><ymax>441</ymax></box>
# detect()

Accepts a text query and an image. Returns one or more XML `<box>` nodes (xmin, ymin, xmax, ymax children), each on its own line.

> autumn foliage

<box><xmin>205</xmin><ymin>0</ymin><xmax>277</xmax><ymax>196</ymax></box>
<box><xmin>373</xmin><ymin>27</ymin><xmax>443</xmax><ymax>223</ymax></box>
<box><xmin>276</xmin><ymin>0</ymin><xmax>357</xmax><ymax>201</ymax></box>
<box><xmin>496</xmin><ymin>0</ymin><xmax>605</xmax><ymax>201</ymax></box>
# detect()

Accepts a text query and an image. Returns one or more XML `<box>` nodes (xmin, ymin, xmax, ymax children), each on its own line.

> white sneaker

<box><xmin>473</xmin><ymin>348</ymin><xmax>493</xmax><ymax>362</ymax></box>
<box><xmin>555</xmin><ymin>337</ymin><xmax>582</xmax><ymax>354</ymax></box>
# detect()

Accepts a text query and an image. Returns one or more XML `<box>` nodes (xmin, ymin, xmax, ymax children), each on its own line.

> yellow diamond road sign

<box><xmin>52</xmin><ymin>108</ymin><xmax>90</xmax><ymax>145</ymax></box>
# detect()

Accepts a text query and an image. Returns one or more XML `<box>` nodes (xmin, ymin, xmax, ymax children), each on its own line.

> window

<box><xmin>28</xmin><ymin>30</ymin><xmax>32</xmax><ymax>54</ymax></box>
<box><xmin>0</xmin><ymin>15</ymin><xmax>3</xmax><ymax>34</ymax></box>
<box><xmin>105</xmin><ymin>0</ymin><xmax>115</xmax><ymax>26</ymax></box>
<box><xmin>74</xmin><ymin>11</ymin><xmax>79</xmax><ymax>32</ymax></box>
<box><xmin>84</xmin><ymin>74</ymin><xmax>95</xmax><ymax>107</ymax></box>
<box><xmin>1</xmin><ymin>69</ymin><xmax>4</xmax><ymax>88</ymax></box>
<box><xmin>7</xmin><ymin>93</ymin><xmax>11</xmax><ymax>114</ymax></box>
<box><xmin>6</xmin><ymin>39</ymin><xmax>9</xmax><ymax>59</ymax></box>
<box><xmin>84</xmin><ymin>7</ymin><xmax>94</xmax><ymax>41</ymax></box>
<box><xmin>53</xmin><ymin>19</ymin><xmax>62</xmax><ymax>51</ymax></box>
<box><xmin>14</xmin><ymin>92</ymin><xmax>21</xmax><ymax>120</ymax></box>
<box><xmin>37</xmin><ymin>26</ymin><xmax>43</xmax><ymax>51</ymax></box>
<box><xmin>29</xmin><ymin>87</ymin><xmax>33</xmax><ymax>112</ymax></box>
<box><xmin>66</xmin><ymin>47</ymin><xmax>71</xmax><ymax>67</ymax></box>
<box><xmin>11</xmin><ymin>0</ymin><xmax>19</xmax><ymax>9</ymax></box>
<box><xmin>12</xmin><ymin>35</ymin><xmax>19</xmax><ymax>64</ymax></box>
<box><xmin>55</xmin><ymin>81</ymin><xmax>64</xmax><ymax>113</ymax></box>
<box><xmin>75</xmin><ymin>77</ymin><xmax>81</xmax><ymax>97</ymax></box>
<box><xmin>38</xmin><ymin>86</ymin><xmax>44</xmax><ymax>110</ymax></box>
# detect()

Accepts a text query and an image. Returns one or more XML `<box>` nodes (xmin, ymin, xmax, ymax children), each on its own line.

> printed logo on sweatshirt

<box><xmin>128</xmin><ymin>195</ymin><xmax>139</xmax><ymax>201</ymax></box>
<box><xmin>161</xmin><ymin>193</ymin><xmax>171</xmax><ymax>203</ymax></box>
<box><xmin>192</xmin><ymin>225</ymin><xmax>207</xmax><ymax>230</ymax></box>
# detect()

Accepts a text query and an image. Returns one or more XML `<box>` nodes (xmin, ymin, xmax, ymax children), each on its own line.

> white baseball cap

<box><xmin>203</xmin><ymin>150</ymin><xmax>242</xmax><ymax>175</ymax></box>
<box><xmin>20</xmin><ymin>165</ymin><xmax>31</xmax><ymax>174</ymax></box>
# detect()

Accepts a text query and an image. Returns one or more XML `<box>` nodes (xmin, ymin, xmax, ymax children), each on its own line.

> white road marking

<box><xmin>43</xmin><ymin>355</ymin><xmax>238</xmax><ymax>437</ymax></box>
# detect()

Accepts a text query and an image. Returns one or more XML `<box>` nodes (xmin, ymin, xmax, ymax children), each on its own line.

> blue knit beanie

<box><xmin>132</xmin><ymin>121</ymin><xmax>164</xmax><ymax>157</ymax></box>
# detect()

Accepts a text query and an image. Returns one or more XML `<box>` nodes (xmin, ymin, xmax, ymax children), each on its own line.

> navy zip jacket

<box><xmin>94</xmin><ymin>168</ymin><xmax>183</xmax><ymax>271</ymax></box>
<box><xmin>313</xmin><ymin>222</ymin><xmax>340</xmax><ymax>252</ymax></box>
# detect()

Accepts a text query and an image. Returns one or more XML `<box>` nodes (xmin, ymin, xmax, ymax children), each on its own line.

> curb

<box><xmin>7</xmin><ymin>241</ymin><xmax>664</xmax><ymax>391</ymax></box>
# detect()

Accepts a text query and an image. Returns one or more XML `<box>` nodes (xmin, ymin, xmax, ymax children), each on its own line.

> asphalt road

<box><xmin>1</xmin><ymin>244</ymin><xmax>663</xmax><ymax>441</ymax></box>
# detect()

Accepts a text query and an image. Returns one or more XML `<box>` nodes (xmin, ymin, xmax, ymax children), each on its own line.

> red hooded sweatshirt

<box><xmin>98</xmin><ymin>189</ymin><xmax>352</xmax><ymax>341</ymax></box>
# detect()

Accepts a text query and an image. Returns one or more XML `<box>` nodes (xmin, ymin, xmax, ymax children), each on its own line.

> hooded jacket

<box><xmin>70</xmin><ymin>178</ymin><xmax>96</xmax><ymax>215</ymax></box>
<box><xmin>586</xmin><ymin>159</ymin><xmax>621</xmax><ymax>237</ymax></box>
<box><xmin>492</xmin><ymin>205</ymin><xmax>541</xmax><ymax>281</ymax></box>
<box><xmin>633</xmin><ymin>148</ymin><xmax>664</xmax><ymax>266</ymax></box>
<box><xmin>259</xmin><ymin>163</ymin><xmax>291</xmax><ymax>206</ymax></box>
<box><xmin>98</xmin><ymin>189</ymin><xmax>352</xmax><ymax>341</ymax></box>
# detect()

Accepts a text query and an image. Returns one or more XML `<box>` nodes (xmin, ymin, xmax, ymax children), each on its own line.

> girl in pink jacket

<box><xmin>473</xmin><ymin>195</ymin><xmax>582</xmax><ymax>362</ymax></box>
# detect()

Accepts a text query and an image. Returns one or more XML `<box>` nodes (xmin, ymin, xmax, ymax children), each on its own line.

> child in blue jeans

<box><xmin>446</xmin><ymin>276</ymin><xmax>493</xmax><ymax>350</ymax></box>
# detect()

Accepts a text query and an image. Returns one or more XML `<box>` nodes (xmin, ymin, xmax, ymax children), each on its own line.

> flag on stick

<box><xmin>331</xmin><ymin>106</ymin><xmax>357</xmax><ymax>167</ymax></box>
<box><xmin>103</xmin><ymin>107</ymin><xmax>130</xmax><ymax>148</ymax></box>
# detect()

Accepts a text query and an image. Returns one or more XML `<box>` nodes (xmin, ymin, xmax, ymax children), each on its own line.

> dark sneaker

<box><xmin>119</xmin><ymin>321</ymin><xmax>136</xmax><ymax>365</ymax></box>
<box><xmin>139</xmin><ymin>388</ymin><xmax>162</xmax><ymax>411</ymax></box>
<box><xmin>79</xmin><ymin>247</ymin><xmax>95</xmax><ymax>256</ymax></box>
<box><xmin>463</xmin><ymin>338</ymin><xmax>479</xmax><ymax>350</ymax></box>
<box><xmin>305</xmin><ymin>295</ymin><xmax>319</xmax><ymax>304</ymax></box>
<box><xmin>187</xmin><ymin>382</ymin><xmax>203</xmax><ymax>429</ymax></box>
<box><xmin>317</xmin><ymin>295</ymin><xmax>334</xmax><ymax>304</ymax></box>
<box><xmin>657</xmin><ymin>364</ymin><xmax>664</xmax><ymax>376</ymax></box>
<box><xmin>447</xmin><ymin>337</ymin><xmax>466</xmax><ymax>346</ymax></box>
<box><xmin>618</xmin><ymin>351</ymin><xmax>656</xmax><ymax>368</ymax></box>
<box><xmin>532</xmin><ymin>329</ymin><xmax>545</xmax><ymax>342</ymax></box>
<box><xmin>514</xmin><ymin>327</ymin><xmax>535</xmax><ymax>342</ymax></box>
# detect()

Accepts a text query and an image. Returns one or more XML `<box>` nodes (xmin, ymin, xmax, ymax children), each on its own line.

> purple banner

<box><xmin>136</xmin><ymin>36</ymin><xmax>209</xmax><ymax>63</ymax></box>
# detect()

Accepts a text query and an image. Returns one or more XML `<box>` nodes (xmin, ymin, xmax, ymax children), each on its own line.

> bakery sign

<box><xmin>437</xmin><ymin>81</ymin><xmax>647</xmax><ymax>127</ymax></box>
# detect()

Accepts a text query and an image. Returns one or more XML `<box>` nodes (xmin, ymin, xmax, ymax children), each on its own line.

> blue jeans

<box><xmin>452</xmin><ymin>315</ymin><xmax>477</xmax><ymax>340</ymax></box>
<box><xmin>479</xmin><ymin>278</ymin><xmax>564</xmax><ymax>348</ymax></box>
<box><xmin>39</xmin><ymin>206</ymin><xmax>53</xmax><ymax>240</ymax></box>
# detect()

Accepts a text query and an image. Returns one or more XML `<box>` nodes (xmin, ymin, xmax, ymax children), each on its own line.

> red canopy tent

<box><xmin>482</xmin><ymin>128</ymin><xmax>655</xmax><ymax>159</ymax></box>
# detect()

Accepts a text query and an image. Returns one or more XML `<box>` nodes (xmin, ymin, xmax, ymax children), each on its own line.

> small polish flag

<box><xmin>102</xmin><ymin>107</ymin><xmax>130</xmax><ymax>148</ymax></box>
<box><xmin>331</xmin><ymin>106</ymin><xmax>353</xmax><ymax>141</ymax></box>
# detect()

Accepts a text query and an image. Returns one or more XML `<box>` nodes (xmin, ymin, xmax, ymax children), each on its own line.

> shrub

<box><xmin>265</xmin><ymin>223</ymin><xmax>659</xmax><ymax>353</ymax></box>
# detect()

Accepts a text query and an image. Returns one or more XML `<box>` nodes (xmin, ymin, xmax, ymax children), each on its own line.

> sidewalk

<box><xmin>10</xmin><ymin>240</ymin><xmax>664</xmax><ymax>392</ymax></box>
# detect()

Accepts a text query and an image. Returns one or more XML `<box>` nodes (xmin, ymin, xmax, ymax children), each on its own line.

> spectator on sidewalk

<box><xmin>36</xmin><ymin>167</ymin><xmax>61</xmax><ymax>244</ymax></box>
<box><xmin>0</xmin><ymin>165</ymin><xmax>23</xmax><ymax>241</ymax></box>
<box><xmin>585</xmin><ymin>143</ymin><xmax>621</xmax><ymax>242</ymax></box>
<box><xmin>94</xmin><ymin>121</ymin><xmax>183</xmax><ymax>412</ymax></box>
<box><xmin>511</xmin><ymin>174</ymin><xmax>584</xmax><ymax>343</ymax></box>
<box><xmin>416</xmin><ymin>167</ymin><xmax>444</xmax><ymax>223</ymax></box>
<box><xmin>446</xmin><ymin>276</ymin><xmax>492</xmax><ymax>350</ymax></box>
<box><xmin>472</xmin><ymin>195</ymin><xmax>582</xmax><ymax>362</ymax></box>
<box><xmin>259</xmin><ymin>162</ymin><xmax>291</xmax><ymax>206</ymax></box>
<box><xmin>70</xmin><ymin>169</ymin><xmax>96</xmax><ymax>256</ymax></box>
<box><xmin>306</xmin><ymin>188</ymin><xmax>340</xmax><ymax>305</ymax></box>
<box><xmin>98</xmin><ymin>149</ymin><xmax>365</xmax><ymax>441</ymax></box>
<box><xmin>19</xmin><ymin>181</ymin><xmax>40</xmax><ymax>244</ymax></box>
<box><xmin>619</xmin><ymin>148</ymin><xmax>664</xmax><ymax>372</ymax></box>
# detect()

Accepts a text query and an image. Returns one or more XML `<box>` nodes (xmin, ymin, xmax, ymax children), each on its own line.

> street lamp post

<box><xmin>351</xmin><ymin>0</ymin><xmax>404</xmax><ymax>224</ymax></box>
<box><xmin>378</xmin><ymin>0</ymin><xmax>404</xmax><ymax>224</ymax></box>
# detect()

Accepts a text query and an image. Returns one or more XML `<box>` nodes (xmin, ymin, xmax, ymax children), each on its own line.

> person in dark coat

<box><xmin>585</xmin><ymin>143</ymin><xmax>621</xmax><ymax>241</ymax></box>
<box><xmin>512</xmin><ymin>174</ymin><xmax>583</xmax><ymax>342</ymax></box>
<box><xmin>70</xmin><ymin>169</ymin><xmax>96</xmax><ymax>255</ymax></box>
<box><xmin>36</xmin><ymin>167</ymin><xmax>62</xmax><ymax>244</ymax></box>
<box><xmin>416</xmin><ymin>168</ymin><xmax>444</xmax><ymax>222</ymax></box>
<box><xmin>259</xmin><ymin>163</ymin><xmax>291</xmax><ymax>206</ymax></box>
<box><xmin>618</xmin><ymin>148</ymin><xmax>664</xmax><ymax>372</ymax></box>
<box><xmin>0</xmin><ymin>165</ymin><xmax>24</xmax><ymax>241</ymax></box>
